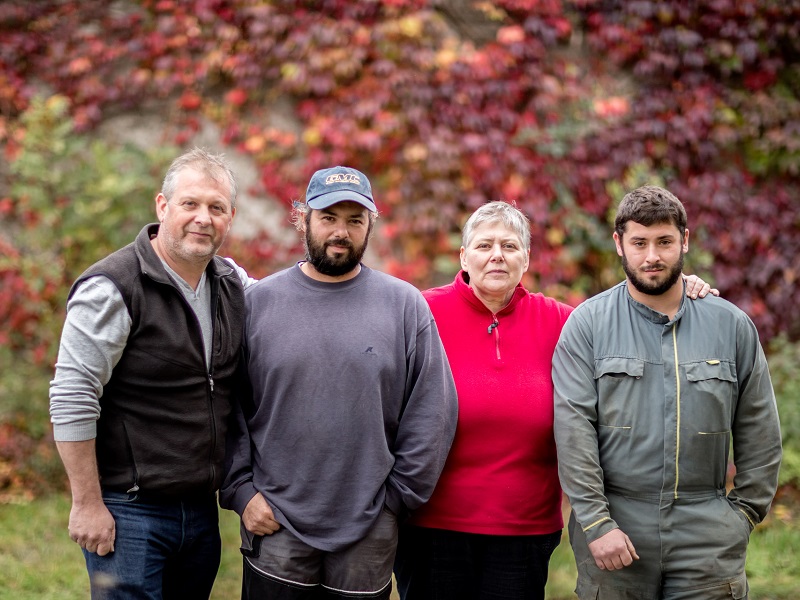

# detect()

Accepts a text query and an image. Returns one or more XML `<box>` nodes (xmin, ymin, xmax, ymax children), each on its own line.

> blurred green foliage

<box><xmin>10</xmin><ymin>96</ymin><xmax>176</xmax><ymax>286</ymax></box>
<box><xmin>0</xmin><ymin>0</ymin><xmax>798</xmax><ymax>501</ymax></box>
<box><xmin>768</xmin><ymin>335</ymin><xmax>800</xmax><ymax>487</ymax></box>
<box><xmin>0</xmin><ymin>96</ymin><xmax>177</xmax><ymax>497</ymax></box>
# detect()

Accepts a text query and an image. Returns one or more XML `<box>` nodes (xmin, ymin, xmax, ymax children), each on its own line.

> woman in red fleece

<box><xmin>394</xmin><ymin>201</ymin><xmax>571</xmax><ymax>600</ymax></box>
<box><xmin>394</xmin><ymin>201</ymin><xmax>714</xmax><ymax>600</ymax></box>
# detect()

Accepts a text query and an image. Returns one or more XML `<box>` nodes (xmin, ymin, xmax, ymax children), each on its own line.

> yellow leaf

<box><xmin>244</xmin><ymin>135</ymin><xmax>266</xmax><ymax>153</ymax></box>
<box><xmin>399</xmin><ymin>16</ymin><xmax>422</xmax><ymax>38</ymax></box>
<box><xmin>303</xmin><ymin>128</ymin><xmax>322</xmax><ymax>146</ymax></box>
<box><xmin>403</xmin><ymin>143</ymin><xmax>428</xmax><ymax>162</ymax></box>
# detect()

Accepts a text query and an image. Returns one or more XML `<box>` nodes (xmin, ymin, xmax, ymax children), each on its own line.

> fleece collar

<box><xmin>453</xmin><ymin>269</ymin><xmax>527</xmax><ymax>316</ymax></box>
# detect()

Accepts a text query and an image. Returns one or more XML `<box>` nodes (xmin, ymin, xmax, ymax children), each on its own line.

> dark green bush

<box><xmin>768</xmin><ymin>335</ymin><xmax>800</xmax><ymax>486</ymax></box>
<box><xmin>0</xmin><ymin>96</ymin><xmax>178</xmax><ymax>497</ymax></box>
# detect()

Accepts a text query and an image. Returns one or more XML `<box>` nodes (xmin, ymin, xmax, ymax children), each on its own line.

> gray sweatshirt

<box><xmin>220</xmin><ymin>263</ymin><xmax>458</xmax><ymax>551</ymax></box>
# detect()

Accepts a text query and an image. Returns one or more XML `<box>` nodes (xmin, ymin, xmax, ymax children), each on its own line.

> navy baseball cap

<box><xmin>305</xmin><ymin>166</ymin><xmax>377</xmax><ymax>212</ymax></box>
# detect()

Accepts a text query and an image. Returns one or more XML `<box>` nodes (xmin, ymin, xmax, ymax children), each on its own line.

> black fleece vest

<box><xmin>69</xmin><ymin>224</ymin><xmax>244</xmax><ymax>497</ymax></box>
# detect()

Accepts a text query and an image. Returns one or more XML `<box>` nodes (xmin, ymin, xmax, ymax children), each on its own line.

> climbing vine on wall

<box><xmin>1</xmin><ymin>1</ymin><xmax>799</xmax><ymax>494</ymax></box>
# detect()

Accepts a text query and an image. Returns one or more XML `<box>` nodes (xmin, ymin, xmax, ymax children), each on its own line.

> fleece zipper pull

<box><xmin>488</xmin><ymin>317</ymin><xmax>501</xmax><ymax>359</ymax></box>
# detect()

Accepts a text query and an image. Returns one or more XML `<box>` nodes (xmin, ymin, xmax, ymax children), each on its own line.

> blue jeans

<box><xmin>83</xmin><ymin>491</ymin><xmax>221</xmax><ymax>600</ymax></box>
<box><xmin>394</xmin><ymin>525</ymin><xmax>562</xmax><ymax>600</ymax></box>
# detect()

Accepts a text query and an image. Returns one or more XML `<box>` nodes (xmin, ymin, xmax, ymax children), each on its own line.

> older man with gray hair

<box><xmin>50</xmin><ymin>147</ymin><xmax>243</xmax><ymax>599</ymax></box>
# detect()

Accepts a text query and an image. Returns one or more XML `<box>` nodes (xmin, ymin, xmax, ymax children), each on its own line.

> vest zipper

<box><xmin>161</xmin><ymin>264</ymin><xmax>220</xmax><ymax>493</ymax></box>
<box><xmin>121</xmin><ymin>421</ymin><xmax>140</xmax><ymax>494</ymax></box>
<box><xmin>208</xmin><ymin>371</ymin><xmax>216</xmax><ymax>489</ymax></box>
<box><xmin>207</xmin><ymin>277</ymin><xmax>219</xmax><ymax>490</ymax></box>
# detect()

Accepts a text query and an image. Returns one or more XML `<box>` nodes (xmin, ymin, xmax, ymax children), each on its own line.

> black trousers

<box><xmin>394</xmin><ymin>524</ymin><xmax>561</xmax><ymax>600</ymax></box>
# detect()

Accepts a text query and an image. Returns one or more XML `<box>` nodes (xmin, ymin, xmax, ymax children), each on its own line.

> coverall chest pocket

<box><xmin>684</xmin><ymin>360</ymin><xmax>737</xmax><ymax>433</ymax></box>
<box><xmin>594</xmin><ymin>357</ymin><xmax>644</xmax><ymax>433</ymax></box>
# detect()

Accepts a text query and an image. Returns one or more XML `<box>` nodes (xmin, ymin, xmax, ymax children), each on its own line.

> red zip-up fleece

<box><xmin>410</xmin><ymin>271</ymin><xmax>573</xmax><ymax>535</ymax></box>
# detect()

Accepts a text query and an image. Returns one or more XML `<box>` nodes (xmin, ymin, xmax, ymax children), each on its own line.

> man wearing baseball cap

<box><xmin>221</xmin><ymin>166</ymin><xmax>458</xmax><ymax>599</ymax></box>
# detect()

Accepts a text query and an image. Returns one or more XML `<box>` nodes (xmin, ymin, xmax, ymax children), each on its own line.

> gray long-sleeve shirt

<box><xmin>49</xmin><ymin>266</ymin><xmax>212</xmax><ymax>441</ymax></box>
<box><xmin>553</xmin><ymin>281</ymin><xmax>782</xmax><ymax>543</ymax></box>
<box><xmin>220</xmin><ymin>263</ymin><xmax>458</xmax><ymax>551</ymax></box>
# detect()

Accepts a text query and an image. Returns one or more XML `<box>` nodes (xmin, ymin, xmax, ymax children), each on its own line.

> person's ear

<box><xmin>459</xmin><ymin>247</ymin><xmax>468</xmax><ymax>271</ymax></box>
<box><xmin>155</xmin><ymin>193</ymin><xmax>168</xmax><ymax>222</ymax></box>
<box><xmin>613</xmin><ymin>231</ymin><xmax>624</xmax><ymax>257</ymax></box>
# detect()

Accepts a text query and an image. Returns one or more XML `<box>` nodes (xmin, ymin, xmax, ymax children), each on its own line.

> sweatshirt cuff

<box><xmin>52</xmin><ymin>421</ymin><xmax>97</xmax><ymax>442</ymax></box>
<box><xmin>384</xmin><ymin>484</ymin><xmax>410</xmax><ymax>522</ymax></box>
<box><xmin>226</xmin><ymin>481</ymin><xmax>259</xmax><ymax>517</ymax></box>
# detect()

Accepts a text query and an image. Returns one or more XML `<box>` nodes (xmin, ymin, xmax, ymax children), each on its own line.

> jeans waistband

<box><xmin>102</xmin><ymin>489</ymin><xmax>217</xmax><ymax>506</ymax></box>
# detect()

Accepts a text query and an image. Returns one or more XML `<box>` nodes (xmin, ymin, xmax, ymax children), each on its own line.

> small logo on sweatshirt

<box><xmin>362</xmin><ymin>346</ymin><xmax>377</xmax><ymax>356</ymax></box>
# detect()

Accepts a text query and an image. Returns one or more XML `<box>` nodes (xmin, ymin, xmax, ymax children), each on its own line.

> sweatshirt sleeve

<box><xmin>223</xmin><ymin>256</ymin><xmax>260</xmax><ymax>289</ymax></box>
<box><xmin>552</xmin><ymin>309</ymin><xmax>619</xmax><ymax>543</ymax></box>
<box><xmin>49</xmin><ymin>276</ymin><xmax>131</xmax><ymax>442</ymax></box>
<box><xmin>727</xmin><ymin>313</ymin><xmax>782</xmax><ymax>526</ymax></box>
<box><xmin>219</xmin><ymin>348</ymin><xmax>258</xmax><ymax>515</ymax></box>
<box><xmin>384</xmin><ymin>299</ymin><xmax>458</xmax><ymax>519</ymax></box>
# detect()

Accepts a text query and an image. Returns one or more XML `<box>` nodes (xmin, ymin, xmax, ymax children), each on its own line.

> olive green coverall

<box><xmin>553</xmin><ymin>282</ymin><xmax>782</xmax><ymax>600</ymax></box>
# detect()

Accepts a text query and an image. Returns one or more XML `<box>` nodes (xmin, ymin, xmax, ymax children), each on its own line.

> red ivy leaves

<box><xmin>2</xmin><ymin>0</ymin><xmax>799</xmax><ymax>339</ymax></box>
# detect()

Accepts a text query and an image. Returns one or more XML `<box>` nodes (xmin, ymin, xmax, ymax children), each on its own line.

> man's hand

<box><xmin>55</xmin><ymin>440</ymin><xmax>115</xmax><ymax>556</ymax></box>
<box><xmin>242</xmin><ymin>493</ymin><xmax>281</xmax><ymax>535</ymax></box>
<box><xmin>69</xmin><ymin>500</ymin><xmax>116</xmax><ymax>556</ymax></box>
<box><xmin>588</xmin><ymin>529</ymin><xmax>639</xmax><ymax>571</ymax></box>
<box><xmin>683</xmin><ymin>274</ymin><xmax>720</xmax><ymax>299</ymax></box>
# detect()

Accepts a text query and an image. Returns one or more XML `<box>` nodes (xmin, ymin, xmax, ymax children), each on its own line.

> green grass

<box><xmin>0</xmin><ymin>495</ymin><xmax>84</xmax><ymax>600</ymax></box>
<box><xmin>0</xmin><ymin>494</ymin><xmax>796</xmax><ymax>599</ymax></box>
<box><xmin>0</xmin><ymin>496</ymin><xmax>243</xmax><ymax>600</ymax></box>
<box><xmin>544</xmin><ymin>535</ymin><xmax>578</xmax><ymax>599</ymax></box>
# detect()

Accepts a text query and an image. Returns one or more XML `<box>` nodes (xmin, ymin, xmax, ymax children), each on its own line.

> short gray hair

<box><xmin>462</xmin><ymin>201</ymin><xmax>531</xmax><ymax>253</ymax></box>
<box><xmin>161</xmin><ymin>147</ymin><xmax>238</xmax><ymax>208</ymax></box>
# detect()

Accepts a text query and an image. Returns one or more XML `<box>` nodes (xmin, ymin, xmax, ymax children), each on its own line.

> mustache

<box><xmin>325</xmin><ymin>238</ymin><xmax>354</xmax><ymax>249</ymax></box>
